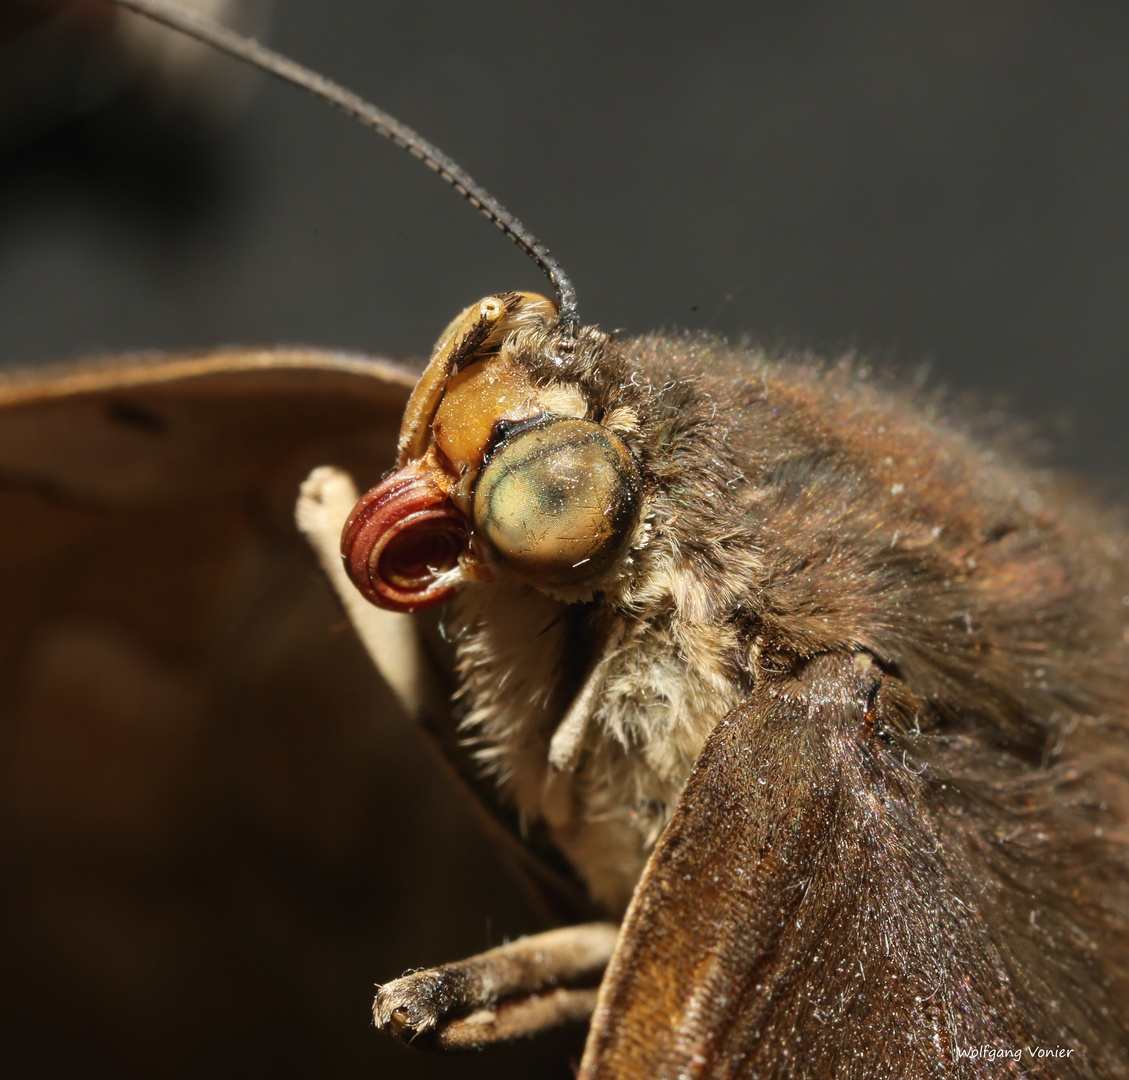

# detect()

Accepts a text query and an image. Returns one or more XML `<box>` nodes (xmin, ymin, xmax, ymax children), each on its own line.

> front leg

<box><xmin>375</xmin><ymin>922</ymin><xmax>619</xmax><ymax>1051</ymax></box>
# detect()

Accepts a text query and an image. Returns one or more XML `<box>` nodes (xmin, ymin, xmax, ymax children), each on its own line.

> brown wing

<box><xmin>579</xmin><ymin>653</ymin><xmax>1108</xmax><ymax>1080</ymax></box>
<box><xmin>0</xmin><ymin>349</ymin><xmax>579</xmax><ymax>1077</ymax></box>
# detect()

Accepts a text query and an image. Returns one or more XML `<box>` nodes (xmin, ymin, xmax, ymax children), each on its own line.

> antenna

<box><xmin>104</xmin><ymin>0</ymin><xmax>580</xmax><ymax>335</ymax></box>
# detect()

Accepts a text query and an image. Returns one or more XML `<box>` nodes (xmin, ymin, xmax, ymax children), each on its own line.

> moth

<box><xmin>3</xmin><ymin>1</ymin><xmax>1127</xmax><ymax>1078</ymax></box>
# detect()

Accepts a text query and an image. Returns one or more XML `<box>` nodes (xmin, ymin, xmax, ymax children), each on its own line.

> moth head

<box><xmin>95</xmin><ymin>4</ymin><xmax>634</xmax><ymax>613</ymax></box>
<box><xmin>341</xmin><ymin>293</ymin><xmax>643</xmax><ymax>612</ymax></box>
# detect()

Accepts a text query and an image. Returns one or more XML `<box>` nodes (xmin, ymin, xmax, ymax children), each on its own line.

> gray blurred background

<box><xmin>5</xmin><ymin>0</ymin><xmax>1129</xmax><ymax>477</ymax></box>
<box><xmin>2</xmin><ymin>0</ymin><xmax>1128</xmax><ymax>1077</ymax></box>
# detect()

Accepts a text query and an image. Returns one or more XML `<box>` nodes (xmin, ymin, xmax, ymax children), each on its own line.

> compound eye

<box><xmin>473</xmin><ymin>418</ymin><xmax>640</xmax><ymax>587</ymax></box>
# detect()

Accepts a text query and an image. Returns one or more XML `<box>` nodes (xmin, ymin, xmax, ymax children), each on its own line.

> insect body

<box><xmin>337</xmin><ymin>290</ymin><xmax>1129</xmax><ymax>1077</ymax></box>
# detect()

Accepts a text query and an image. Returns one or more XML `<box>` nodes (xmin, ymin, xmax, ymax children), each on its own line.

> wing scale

<box><xmin>581</xmin><ymin>653</ymin><xmax>1087</xmax><ymax>1079</ymax></box>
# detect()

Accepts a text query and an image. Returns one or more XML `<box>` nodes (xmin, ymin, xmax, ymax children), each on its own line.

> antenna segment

<box><xmin>104</xmin><ymin>0</ymin><xmax>580</xmax><ymax>334</ymax></box>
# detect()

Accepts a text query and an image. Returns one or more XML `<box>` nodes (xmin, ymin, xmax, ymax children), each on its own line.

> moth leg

<box><xmin>296</xmin><ymin>465</ymin><xmax>446</xmax><ymax>722</ymax></box>
<box><xmin>375</xmin><ymin>921</ymin><xmax>619</xmax><ymax>1051</ymax></box>
<box><xmin>423</xmin><ymin>987</ymin><xmax>601</xmax><ymax>1052</ymax></box>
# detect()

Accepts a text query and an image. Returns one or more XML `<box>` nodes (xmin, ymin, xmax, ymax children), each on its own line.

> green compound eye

<box><xmin>472</xmin><ymin>418</ymin><xmax>640</xmax><ymax>587</ymax></box>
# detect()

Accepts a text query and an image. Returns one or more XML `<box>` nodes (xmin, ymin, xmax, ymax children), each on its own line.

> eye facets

<box><xmin>472</xmin><ymin>418</ymin><xmax>640</xmax><ymax>587</ymax></box>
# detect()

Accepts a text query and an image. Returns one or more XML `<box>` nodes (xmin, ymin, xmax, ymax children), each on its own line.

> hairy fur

<box><xmin>449</xmin><ymin>325</ymin><xmax>1129</xmax><ymax>1073</ymax></box>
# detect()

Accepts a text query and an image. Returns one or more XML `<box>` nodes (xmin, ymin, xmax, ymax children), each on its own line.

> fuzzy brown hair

<box><xmin>497</xmin><ymin>325</ymin><xmax>1129</xmax><ymax>1076</ymax></box>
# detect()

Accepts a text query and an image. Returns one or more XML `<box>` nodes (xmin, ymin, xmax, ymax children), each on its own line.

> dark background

<box><xmin>1</xmin><ymin>0</ymin><xmax>1128</xmax><ymax>1077</ymax></box>
<box><xmin>5</xmin><ymin>0</ymin><xmax>1129</xmax><ymax>478</ymax></box>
